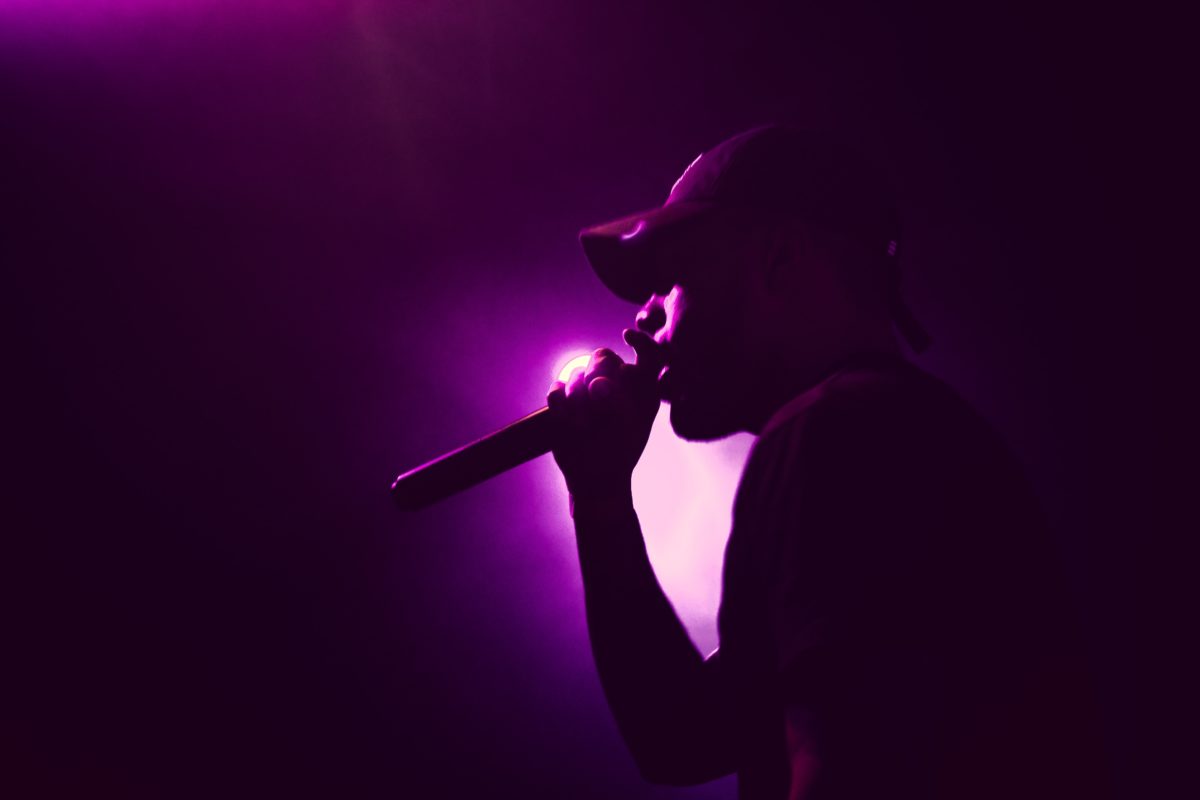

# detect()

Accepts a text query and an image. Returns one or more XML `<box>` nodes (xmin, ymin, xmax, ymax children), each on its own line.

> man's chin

<box><xmin>668</xmin><ymin>396</ymin><xmax>739</xmax><ymax>442</ymax></box>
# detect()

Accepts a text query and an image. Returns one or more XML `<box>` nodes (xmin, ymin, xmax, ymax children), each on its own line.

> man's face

<box><xmin>636</xmin><ymin>215</ymin><xmax>760</xmax><ymax>441</ymax></box>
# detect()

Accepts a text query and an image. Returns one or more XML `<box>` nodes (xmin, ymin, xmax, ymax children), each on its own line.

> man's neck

<box><xmin>742</xmin><ymin>339</ymin><xmax>902</xmax><ymax>436</ymax></box>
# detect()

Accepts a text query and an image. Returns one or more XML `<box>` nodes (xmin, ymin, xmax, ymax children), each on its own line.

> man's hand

<box><xmin>546</xmin><ymin>328</ymin><xmax>665</xmax><ymax>501</ymax></box>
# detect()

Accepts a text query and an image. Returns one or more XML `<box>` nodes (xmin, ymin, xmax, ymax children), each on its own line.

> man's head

<box><xmin>579</xmin><ymin>125</ymin><xmax>929</xmax><ymax>441</ymax></box>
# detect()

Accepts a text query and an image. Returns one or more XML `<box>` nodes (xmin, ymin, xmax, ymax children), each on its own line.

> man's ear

<box><xmin>763</xmin><ymin>218</ymin><xmax>806</xmax><ymax>296</ymax></box>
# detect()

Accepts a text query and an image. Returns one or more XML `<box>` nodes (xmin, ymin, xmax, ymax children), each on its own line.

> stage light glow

<box><xmin>633</xmin><ymin>419</ymin><xmax>753</xmax><ymax>652</ymax></box>
<box><xmin>0</xmin><ymin>0</ymin><xmax>335</xmax><ymax>36</ymax></box>
<box><xmin>556</xmin><ymin>354</ymin><xmax>592</xmax><ymax>384</ymax></box>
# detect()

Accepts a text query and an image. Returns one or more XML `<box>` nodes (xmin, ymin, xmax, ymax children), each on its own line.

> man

<box><xmin>545</xmin><ymin>126</ymin><xmax>1109</xmax><ymax>799</ymax></box>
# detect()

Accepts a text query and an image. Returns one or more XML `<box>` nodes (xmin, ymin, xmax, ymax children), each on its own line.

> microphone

<box><xmin>390</xmin><ymin>406</ymin><xmax>557</xmax><ymax>510</ymax></box>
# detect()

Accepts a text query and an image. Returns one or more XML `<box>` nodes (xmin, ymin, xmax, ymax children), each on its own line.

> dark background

<box><xmin>4</xmin><ymin>2</ymin><xmax>1142</xmax><ymax>797</ymax></box>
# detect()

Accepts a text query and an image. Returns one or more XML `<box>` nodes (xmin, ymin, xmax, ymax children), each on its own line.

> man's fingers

<box><xmin>547</xmin><ymin>380</ymin><xmax>566</xmax><ymax>409</ymax></box>
<box><xmin>589</xmin><ymin>347</ymin><xmax>624</xmax><ymax>379</ymax></box>
<box><xmin>623</xmin><ymin>328</ymin><xmax>666</xmax><ymax>371</ymax></box>
<box><xmin>554</xmin><ymin>370</ymin><xmax>588</xmax><ymax>431</ymax></box>
<box><xmin>551</xmin><ymin>344</ymin><xmax>652</xmax><ymax>433</ymax></box>
<box><xmin>565</xmin><ymin>366</ymin><xmax>589</xmax><ymax>398</ymax></box>
<box><xmin>588</xmin><ymin>375</ymin><xmax>614</xmax><ymax>401</ymax></box>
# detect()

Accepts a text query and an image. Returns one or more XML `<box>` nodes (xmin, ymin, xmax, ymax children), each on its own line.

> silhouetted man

<box><xmin>546</xmin><ymin>126</ymin><xmax>1109</xmax><ymax>800</ymax></box>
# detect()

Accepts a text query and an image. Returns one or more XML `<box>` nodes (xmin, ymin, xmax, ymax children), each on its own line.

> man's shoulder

<box><xmin>740</xmin><ymin>353</ymin><xmax>1032</xmax><ymax>515</ymax></box>
<box><xmin>758</xmin><ymin>354</ymin><xmax>952</xmax><ymax>450</ymax></box>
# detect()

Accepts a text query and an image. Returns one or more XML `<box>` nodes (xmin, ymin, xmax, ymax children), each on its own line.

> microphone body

<box><xmin>391</xmin><ymin>407</ymin><xmax>556</xmax><ymax>510</ymax></box>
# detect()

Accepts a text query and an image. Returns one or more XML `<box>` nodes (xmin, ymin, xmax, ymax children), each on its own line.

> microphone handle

<box><xmin>390</xmin><ymin>406</ymin><xmax>557</xmax><ymax>510</ymax></box>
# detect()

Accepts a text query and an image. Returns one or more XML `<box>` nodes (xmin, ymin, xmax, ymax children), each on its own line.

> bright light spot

<box><xmin>620</xmin><ymin>219</ymin><xmax>647</xmax><ymax>241</ymax></box>
<box><xmin>556</xmin><ymin>354</ymin><xmax>592</xmax><ymax>384</ymax></box>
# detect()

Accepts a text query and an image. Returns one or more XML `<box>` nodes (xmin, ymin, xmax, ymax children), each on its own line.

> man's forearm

<box><xmin>571</xmin><ymin>485</ymin><xmax>733</xmax><ymax>783</ymax></box>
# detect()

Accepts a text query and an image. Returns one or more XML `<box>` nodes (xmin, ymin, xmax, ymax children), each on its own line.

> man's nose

<box><xmin>635</xmin><ymin>298</ymin><xmax>667</xmax><ymax>333</ymax></box>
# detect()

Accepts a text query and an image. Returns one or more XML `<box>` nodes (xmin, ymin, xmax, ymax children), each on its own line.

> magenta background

<box><xmin>4</xmin><ymin>3</ymin><xmax>1140</xmax><ymax>798</ymax></box>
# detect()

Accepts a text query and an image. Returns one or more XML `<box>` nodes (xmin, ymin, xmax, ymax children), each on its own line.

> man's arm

<box><xmin>571</xmin><ymin>484</ymin><xmax>736</xmax><ymax>785</ymax></box>
<box><xmin>546</xmin><ymin>333</ymin><xmax>736</xmax><ymax>785</ymax></box>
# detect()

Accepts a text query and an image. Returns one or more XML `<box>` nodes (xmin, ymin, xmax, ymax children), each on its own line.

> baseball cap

<box><xmin>578</xmin><ymin>124</ymin><xmax>931</xmax><ymax>353</ymax></box>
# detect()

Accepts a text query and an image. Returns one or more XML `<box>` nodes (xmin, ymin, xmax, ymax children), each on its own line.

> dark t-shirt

<box><xmin>714</xmin><ymin>353</ymin><xmax>1109</xmax><ymax>800</ymax></box>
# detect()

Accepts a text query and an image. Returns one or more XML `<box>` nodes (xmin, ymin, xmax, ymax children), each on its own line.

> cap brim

<box><xmin>578</xmin><ymin>200</ymin><xmax>715</xmax><ymax>303</ymax></box>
